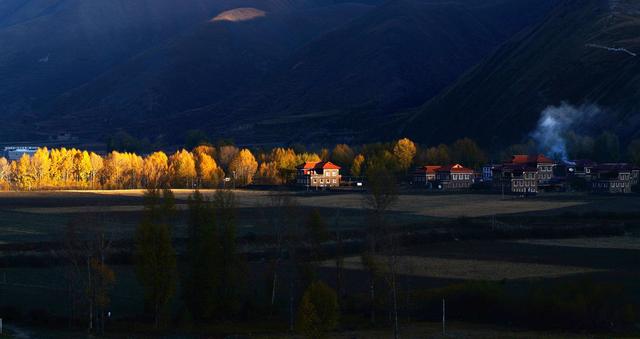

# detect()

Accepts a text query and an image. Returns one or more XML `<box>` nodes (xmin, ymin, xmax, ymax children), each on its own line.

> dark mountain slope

<box><xmin>178</xmin><ymin>0</ymin><xmax>558</xmax><ymax>144</ymax></box>
<box><xmin>44</xmin><ymin>3</ymin><xmax>375</xmax><ymax>139</ymax></box>
<box><xmin>0</xmin><ymin>0</ymin><xmax>363</xmax><ymax>140</ymax></box>
<box><xmin>404</xmin><ymin>0</ymin><xmax>640</xmax><ymax>147</ymax></box>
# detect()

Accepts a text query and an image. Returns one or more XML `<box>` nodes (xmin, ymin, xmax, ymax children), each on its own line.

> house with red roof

<box><xmin>492</xmin><ymin>163</ymin><xmax>539</xmax><ymax>194</ymax></box>
<box><xmin>413</xmin><ymin>165</ymin><xmax>441</xmax><ymax>186</ymax></box>
<box><xmin>509</xmin><ymin>154</ymin><xmax>556</xmax><ymax>183</ymax></box>
<box><xmin>435</xmin><ymin>164</ymin><xmax>475</xmax><ymax>190</ymax></box>
<box><xmin>296</xmin><ymin>161</ymin><xmax>341</xmax><ymax>188</ymax></box>
<box><xmin>590</xmin><ymin>163</ymin><xmax>640</xmax><ymax>194</ymax></box>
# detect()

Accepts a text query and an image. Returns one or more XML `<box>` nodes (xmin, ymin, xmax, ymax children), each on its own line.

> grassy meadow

<box><xmin>0</xmin><ymin>189</ymin><xmax>639</xmax><ymax>336</ymax></box>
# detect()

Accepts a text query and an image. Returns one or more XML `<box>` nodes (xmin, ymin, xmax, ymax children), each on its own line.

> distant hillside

<box><xmin>165</xmin><ymin>0</ymin><xmax>558</xmax><ymax>145</ymax></box>
<box><xmin>45</xmin><ymin>2</ymin><xmax>375</xmax><ymax>141</ymax></box>
<box><xmin>404</xmin><ymin>0</ymin><xmax>640</xmax><ymax>148</ymax></box>
<box><xmin>0</xmin><ymin>0</ymin><xmax>557</xmax><ymax>146</ymax></box>
<box><xmin>0</xmin><ymin>0</ymin><xmax>375</xmax><ymax>140</ymax></box>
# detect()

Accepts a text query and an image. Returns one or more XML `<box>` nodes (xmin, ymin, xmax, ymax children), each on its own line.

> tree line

<box><xmin>59</xmin><ymin>187</ymin><xmax>343</xmax><ymax>337</ymax></box>
<box><xmin>0</xmin><ymin>138</ymin><xmax>484</xmax><ymax>191</ymax></box>
<box><xmin>4</xmin><ymin>133</ymin><xmax>640</xmax><ymax>191</ymax></box>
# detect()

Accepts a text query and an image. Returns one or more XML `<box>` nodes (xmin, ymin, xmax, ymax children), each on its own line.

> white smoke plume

<box><xmin>531</xmin><ymin>103</ymin><xmax>603</xmax><ymax>161</ymax></box>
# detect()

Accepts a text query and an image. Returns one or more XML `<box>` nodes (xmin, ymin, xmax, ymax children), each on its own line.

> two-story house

<box><xmin>492</xmin><ymin>164</ymin><xmax>538</xmax><ymax>194</ymax></box>
<box><xmin>413</xmin><ymin>165</ymin><xmax>441</xmax><ymax>187</ymax></box>
<box><xmin>509</xmin><ymin>154</ymin><xmax>556</xmax><ymax>184</ymax></box>
<box><xmin>590</xmin><ymin>163</ymin><xmax>638</xmax><ymax>194</ymax></box>
<box><xmin>296</xmin><ymin>161</ymin><xmax>341</xmax><ymax>188</ymax></box>
<box><xmin>435</xmin><ymin>164</ymin><xmax>475</xmax><ymax>190</ymax></box>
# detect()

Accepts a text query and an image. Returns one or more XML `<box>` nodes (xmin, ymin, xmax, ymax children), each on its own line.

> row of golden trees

<box><xmin>0</xmin><ymin>137</ymin><xmax>490</xmax><ymax>190</ymax></box>
<box><xmin>0</xmin><ymin>146</ymin><xmax>244</xmax><ymax>190</ymax></box>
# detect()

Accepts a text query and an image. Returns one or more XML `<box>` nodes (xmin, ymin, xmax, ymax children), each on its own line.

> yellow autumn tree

<box><xmin>143</xmin><ymin>151</ymin><xmax>169</xmax><ymax>188</ymax></box>
<box><xmin>195</xmin><ymin>151</ymin><xmax>224</xmax><ymax>188</ymax></box>
<box><xmin>31</xmin><ymin>147</ymin><xmax>51</xmax><ymax>188</ymax></box>
<box><xmin>257</xmin><ymin>162</ymin><xmax>279</xmax><ymax>184</ymax></box>
<box><xmin>129</xmin><ymin>153</ymin><xmax>145</xmax><ymax>188</ymax></box>
<box><xmin>296</xmin><ymin>152</ymin><xmax>321</xmax><ymax>165</ymax></box>
<box><xmin>229</xmin><ymin>149</ymin><xmax>258</xmax><ymax>186</ymax></box>
<box><xmin>73</xmin><ymin>151</ymin><xmax>93</xmax><ymax>186</ymax></box>
<box><xmin>193</xmin><ymin>145</ymin><xmax>216</xmax><ymax>158</ymax></box>
<box><xmin>351</xmin><ymin>154</ymin><xmax>365</xmax><ymax>177</ymax></box>
<box><xmin>331</xmin><ymin>144</ymin><xmax>355</xmax><ymax>171</ymax></box>
<box><xmin>89</xmin><ymin>152</ymin><xmax>104</xmax><ymax>188</ymax></box>
<box><xmin>60</xmin><ymin>148</ymin><xmax>76</xmax><ymax>185</ymax></box>
<box><xmin>169</xmin><ymin>150</ymin><xmax>196</xmax><ymax>188</ymax></box>
<box><xmin>268</xmin><ymin>148</ymin><xmax>298</xmax><ymax>184</ymax></box>
<box><xmin>217</xmin><ymin>145</ymin><xmax>239</xmax><ymax>172</ymax></box>
<box><xmin>13</xmin><ymin>154</ymin><xmax>35</xmax><ymax>190</ymax></box>
<box><xmin>102</xmin><ymin>151</ymin><xmax>128</xmax><ymax>189</ymax></box>
<box><xmin>49</xmin><ymin>148</ymin><xmax>64</xmax><ymax>186</ymax></box>
<box><xmin>0</xmin><ymin>157</ymin><xmax>10</xmax><ymax>190</ymax></box>
<box><xmin>392</xmin><ymin>138</ymin><xmax>417</xmax><ymax>172</ymax></box>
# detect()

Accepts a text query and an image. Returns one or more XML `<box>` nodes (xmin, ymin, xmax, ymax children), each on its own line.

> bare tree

<box><xmin>362</xmin><ymin>164</ymin><xmax>399</xmax><ymax>331</ymax></box>
<box><xmin>62</xmin><ymin>215</ymin><xmax>115</xmax><ymax>335</ymax></box>
<box><xmin>259</xmin><ymin>190</ymin><xmax>300</xmax><ymax>323</ymax></box>
<box><xmin>333</xmin><ymin>209</ymin><xmax>344</xmax><ymax>304</ymax></box>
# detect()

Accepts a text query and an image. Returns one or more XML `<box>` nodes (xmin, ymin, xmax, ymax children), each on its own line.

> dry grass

<box><xmin>512</xmin><ymin>237</ymin><xmax>640</xmax><ymax>250</ymax></box>
<box><xmin>2</xmin><ymin>190</ymin><xmax>587</xmax><ymax>218</ymax></box>
<box><xmin>263</xmin><ymin>321</ymin><xmax>601</xmax><ymax>339</ymax></box>
<box><xmin>11</xmin><ymin>205</ymin><xmax>154</xmax><ymax>214</ymax></box>
<box><xmin>300</xmin><ymin>194</ymin><xmax>586</xmax><ymax>218</ymax></box>
<box><xmin>321</xmin><ymin>256</ymin><xmax>601</xmax><ymax>281</ymax></box>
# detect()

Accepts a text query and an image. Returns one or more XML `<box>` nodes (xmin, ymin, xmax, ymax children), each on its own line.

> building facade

<box><xmin>492</xmin><ymin>164</ymin><xmax>538</xmax><ymax>194</ymax></box>
<box><xmin>590</xmin><ymin>164</ymin><xmax>639</xmax><ymax>194</ymax></box>
<box><xmin>413</xmin><ymin>165</ymin><xmax>440</xmax><ymax>186</ymax></box>
<box><xmin>3</xmin><ymin>146</ymin><xmax>38</xmax><ymax>161</ymax></box>
<box><xmin>509</xmin><ymin>154</ymin><xmax>555</xmax><ymax>184</ymax></box>
<box><xmin>296</xmin><ymin>161</ymin><xmax>341</xmax><ymax>188</ymax></box>
<box><xmin>435</xmin><ymin>164</ymin><xmax>475</xmax><ymax>190</ymax></box>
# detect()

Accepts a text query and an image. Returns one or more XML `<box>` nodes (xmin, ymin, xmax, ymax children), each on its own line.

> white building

<box><xmin>3</xmin><ymin>147</ymin><xmax>39</xmax><ymax>161</ymax></box>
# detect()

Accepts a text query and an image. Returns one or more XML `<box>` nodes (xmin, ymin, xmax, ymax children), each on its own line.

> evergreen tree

<box><xmin>134</xmin><ymin>189</ymin><xmax>177</xmax><ymax>328</ymax></box>
<box><xmin>296</xmin><ymin>281</ymin><xmax>339</xmax><ymax>339</ymax></box>
<box><xmin>183</xmin><ymin>190</ymin><xmax>226</xmax><ymax>320</ymax></box>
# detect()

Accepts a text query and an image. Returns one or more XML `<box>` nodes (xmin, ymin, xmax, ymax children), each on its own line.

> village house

<box><xmin>413</xmin><ymin>165</ymin><xmax>441</xmax><ymax>187</ymax></box>
<box><xmin>481</xmin><ymin>164</ymin><xmax>499</xmax><ymax>182</ymax></box>
<box><xmin>492</xmin><ymin>164</ymin><xmax>538</xmax><ymax>194</ymax></box>
<box><xmin>590</xmin><ymin>163</ymin><xmax>640</xmax><ymax>194</ymax></box>
<box><xmin>3</xmin><ymin>146</ymin><xmax>39</xmax><ymax>161</ymax></box>
<box><xmin>435</xmin><ymin>164</ymin><xmax>475</xmax><ymax>190</ymax></box>
<box><xmin>509</xmin><ymin>154</ymin><xmax>556</xmax><ymax>184</ymax></box>
<box><xmin>296</xmin><ymin>161</ymin><xmax>341</xmax><ymax>188</ymax></box>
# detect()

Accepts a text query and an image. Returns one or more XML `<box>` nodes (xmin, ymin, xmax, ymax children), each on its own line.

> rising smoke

<box><xmin>531</xmin><ymin>103</ymin><xmax>603</xmax><ymax>161</ymax></box>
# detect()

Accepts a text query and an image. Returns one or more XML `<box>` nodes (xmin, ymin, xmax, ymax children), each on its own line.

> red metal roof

<box><xmin>437</xmin><ymin>164</ymin><xmax>474</xmax><ymax>173</ymax></box>
<box><xmin>296</xmin><ymin>161</ymin><xmax>341</xmax><ymax>170</ymax></box>
<box><xmin>320</xmin><ymin>161</ymin><xmax>341</xmax><ymax>170</ymax></box>
<box><xmin>415</xmin><ymin>165</ymin><xmax>441</xmax><ymax>175</ymax></box>
<box><xmin>511</xmin><ymin>154</ymin><xmax>555</xmax><ymax>164</ymax></box>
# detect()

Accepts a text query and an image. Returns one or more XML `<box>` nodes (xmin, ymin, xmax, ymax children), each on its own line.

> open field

<box><xmin>1</xmin><ymin>189</ymin><xmax>640</xmax><ymax>336</ymax></box>
<box><xmin>321</xmin><ymin>255</ymin><xmax>602</xmax><ymax>281</ymax></box>
<box><xmin>3</xmin><ymin>189</ymin><xmax>639</xmax><ymax>218</ymax></box>
<box><xmin>513</xmin><ymin>236</ymin><xmax>640</xmax><ymax>250</ymax></box>
<box><xmin>52</xmin><ymin>189</ymin><xmax>590</xmax><ymax>217</ymax></box>
<box><xmin>322</xmin><ymin>322</ymin><xmax>608</xmax><ymax>339</ymax></box>
<box><xmin>0</xmin><ymin>189</ymin><xmax>638</xmax><ymax>245</ymax></box>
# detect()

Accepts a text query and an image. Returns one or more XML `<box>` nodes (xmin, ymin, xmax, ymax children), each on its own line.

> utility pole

<box><xmin>442</xmin><ymin>298</ymin><xmax>446</xmax><ymax>337</ymax></box>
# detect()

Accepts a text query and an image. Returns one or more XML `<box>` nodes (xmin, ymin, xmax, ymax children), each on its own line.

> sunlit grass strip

<box><xmin>321</xmin><ymin>256</ymin><xmax>602</xmax><ymax>281</ymax></box>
